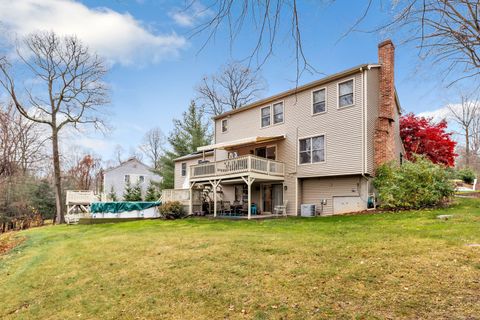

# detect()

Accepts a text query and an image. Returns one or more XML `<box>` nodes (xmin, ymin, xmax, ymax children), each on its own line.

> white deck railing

<box><xmin>66</xmin><ymin>190</ymin><xmax>97</xmax><ymax>204</ymax></box>
<box><xmin>190</xmin><ymin>155</ymin><xmax>285</xmax><ymax>179</ymax></box>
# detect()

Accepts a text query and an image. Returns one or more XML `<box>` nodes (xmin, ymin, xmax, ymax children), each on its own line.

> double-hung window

<box><xmin>273</xmin><ymin>102</ymin><xmax>284</xmax><ymax>124</ymax></box>
<box><xmin>338</xmin><ymin>79</ymin><xmax>354</xmax><ymax>108</ymax></box>
<box><xmin>181</xmin><ymin>163</ymin><xmax>187</xmax><ymax>176</ymax></box>
<box><xmin>261</xmin><ymin>102</ymin><xmax>283</xmax><ymax>127</ymax></box>
<box><xmin>312</xmin><ymin>89</ymin><xmax>326</xmax><ymax>114</ymax></box>
<box><xmin>221</xmin><ymin>119</ymin><xmax>228</xmax><ymax>132</ymax></box>
<box><xmin>261</xmin><ymin>106</ymin><xmax>271</xmax><ymax>127</ymax></box>
<box><xmin>299</xmin><ymin>135</ymin><xmax>325</xmax><ymax>164</ymax></box>
<box><xmin>124</xmin><ymin>175</ymin><xmax>130</xmax><ymax>183</ymax></box>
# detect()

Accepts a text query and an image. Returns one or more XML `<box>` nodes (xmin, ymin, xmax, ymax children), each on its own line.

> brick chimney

<box><xmin>374</xmin><ymin>40</ymin><xmax>396</xmax><ymax>170</ymax></box>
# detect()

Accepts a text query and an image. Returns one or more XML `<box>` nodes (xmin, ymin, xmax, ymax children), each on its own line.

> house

<box><xmin>172</xmin><ymin>40</ymin><xmax>404</xmax><ymax>217</ymax></box>
<box><xmin>103</xmin><ymin>157</ymin><xmax>161</xmax><ymax>200</ymax></box>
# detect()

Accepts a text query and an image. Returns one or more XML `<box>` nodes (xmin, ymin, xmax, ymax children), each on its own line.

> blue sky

<box><xmin>0</xmin><ymin>0</ymin><xmax>467</xmax><ymax>164</ymax></box>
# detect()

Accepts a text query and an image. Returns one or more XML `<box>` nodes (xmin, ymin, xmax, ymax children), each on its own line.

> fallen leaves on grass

<box><xmin>0</xmin><ymin>233</ymin><xmax>25</xmax><ymax>255</ymax></box>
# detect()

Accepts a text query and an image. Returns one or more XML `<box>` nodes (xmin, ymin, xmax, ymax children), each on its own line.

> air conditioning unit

<box><xmin>301</xmin><ymin>204</ymin><xmax>316</xmax><ymax>217</ymax></box>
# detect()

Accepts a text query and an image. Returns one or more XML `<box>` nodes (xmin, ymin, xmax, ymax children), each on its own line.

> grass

<box><xmin>1</xmin><ymin>198</ymin><xmax>479</xmax><ymax>319</ymax></box>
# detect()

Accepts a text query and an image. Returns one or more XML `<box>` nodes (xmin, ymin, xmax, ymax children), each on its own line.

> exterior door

<box><xmin>255</xmin><ymin>146</ymin><xmax>276</xmax><ymax>160</ymax></box>
<box><xmin>262</xmin><ymin>184</ymin><xmax>283</xmax><ymax>213</ymax></box>
<box><xmin>262</xmin><ymin>185</ymin><xmax>272</xmax><ymax>213</ymax></box>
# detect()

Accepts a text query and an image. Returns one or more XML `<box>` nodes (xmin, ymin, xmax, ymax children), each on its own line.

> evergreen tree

<box><xmin>30</xmin><ymin>179</ymin><xmax>56</xmax><ymax>220</ymax></box>
<box><xmin>123</xmin><ymin>181</ymin><xmax>143</xmax><ymax>201</ymax></box>
<box><xmin>108</xmin><ymin>186</ymin><xmax>118</xmax><ymax>201</ymax></box>
<box><xmin>155</xmin><ymin>101</ymin><xmax>211</xmax><ymax>189</ymax></box>
<box><xmin>131</xmin><ymin>182</ymin><xmax>143</xmax><ymax>201</ymax></box>
<box><xmin>145</xmin><ymin>182</ymin><xmax>160</xmax><ymax>201</ymax></box>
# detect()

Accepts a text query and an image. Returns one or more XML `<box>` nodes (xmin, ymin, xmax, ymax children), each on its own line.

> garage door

<box><xmin>301</xmin><ymin>176</ymin><xmax>364</xmax><ymax>215</ymax></box>
<box><xmin>333</xmin><ymin>196</ymin><xmax>365</xmax><ymax>214</ymax></box>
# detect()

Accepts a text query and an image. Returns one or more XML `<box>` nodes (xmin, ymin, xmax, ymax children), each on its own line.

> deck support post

<box><xmin>210</xmin><ymin>179</ymin><xmax>221</xmax><ymax>217</ymax></box>
<box><xmin>241</xmin><ymin>176</ymin><xmax>255</xmax><ymax>220</ymax></box>
<box><xmin>189</xmin><ymin>182</ymin><xmax>196</xmax><ymax>215</ymax></box>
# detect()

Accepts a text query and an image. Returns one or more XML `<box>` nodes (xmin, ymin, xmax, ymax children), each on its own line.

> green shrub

<box><xmin>373</xmin><ymin>156</ymin><xmax>455</xmax><ymax>210</ymax></box>
<box><xmin>159</xmin><ymin>201</ymin><xmax>185</xmax><ymax>219</ymax></box>
<box><xmin>457</xmin><ymin>167</ymin><xmax>476</xmax><ymax>184</ymax></box>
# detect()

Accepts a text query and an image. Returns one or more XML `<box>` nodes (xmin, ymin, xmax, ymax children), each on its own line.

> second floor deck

<box><xmin>190</xmin><ymin>155</ymin><xmax>285</xmax><ymax>181</ymax></box>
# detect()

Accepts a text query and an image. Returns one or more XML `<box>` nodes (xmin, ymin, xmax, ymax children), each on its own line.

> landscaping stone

<box><xmin>436</xmin><ymin>215</ymin><xmax>453</xmax><ymax>220</ymax></box>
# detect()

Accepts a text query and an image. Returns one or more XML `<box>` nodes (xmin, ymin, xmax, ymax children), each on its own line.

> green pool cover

<box><xmin>90</xmin><ymin>202</ymin><xmax>161</xmax><ymax>213</ymax></box>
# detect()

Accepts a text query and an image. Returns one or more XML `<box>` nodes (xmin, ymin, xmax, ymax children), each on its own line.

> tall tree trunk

<box><xmin>52</xmin><ymin>128</ymin><xmax>64</xmax><ymax>224</ymax></box>
<box><xmin>466</xmin><ymin>127</ymin><xmax>470</xmax><ymax>167</ymax></box>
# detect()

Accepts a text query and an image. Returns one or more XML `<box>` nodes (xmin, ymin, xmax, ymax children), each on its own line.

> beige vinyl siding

<box><xmin>366</xmin><ymin>68</ymin><xmax>380</xmax><ymax>175</ymax></box>
<box><xmin>300</xmin><ymin>175</ymin><xmax>368</xmax><ymax>215</ymax></box>
<box><xmin>393</xmin><ymin>101</ymin><xmax>403</xmax><ymax>161</ymax></box>
<box><xmin>174</xmin><ymin>155</ymin><xmax>213</xmax><ymax>189</ymax></box>
<box><xmin>214</xmin><ymin>73</ymin><xmax>365</xmax><ymax>214</ymax></box>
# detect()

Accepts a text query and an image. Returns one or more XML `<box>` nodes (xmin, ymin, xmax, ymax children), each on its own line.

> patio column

<box><xmin>210</xmin><ymin>179</ymin><xmax>221</xmax><ymax>217</ymax></box>
<box><xmin>242</xmin><ymin>176</ymin><xmax>255</xmax><ymax>220</ymax></box>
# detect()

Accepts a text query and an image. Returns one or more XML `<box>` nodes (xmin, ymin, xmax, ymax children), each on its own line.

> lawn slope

<box><xmin>1</xmin><ymin>198</ymin><xmax>479</xmax><ymax>319</ymax></box>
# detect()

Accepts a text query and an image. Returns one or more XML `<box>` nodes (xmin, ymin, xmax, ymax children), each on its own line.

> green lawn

<box><xmin>1</xmin><ymin>199</ymin><xmax>479</xmax><ymax>319</ymax></box>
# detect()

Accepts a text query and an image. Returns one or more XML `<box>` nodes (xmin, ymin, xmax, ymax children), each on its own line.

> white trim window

<box><xmin>273</xmin><ymin>102</ymin><xmax>284</xmax><ymax>124</ymax></box>
<box><xmin>338</xmin><ymin>79</ymin><xmax>354</xmax><ymax>108</ymax></box>
<box><xmin>312</xmin><ymin>88</ymin><xmax>326</xmax><ymax>114</ymax></box>
<box><xmin>299</xmin><ymin>135</ymin><xmax>325</xmax><ymax>164</ymax></box>
<box><xmin>181</xmin><ymin>163</ymin><xmax>187</xmax><ymax>176</ymax></box>
<box><xmin>124</xmin><ymin>175</ymin><xmax>130</xmax><ymax>183</ymax></box>
<box><xmin>221</xmin><ymin>119</ymin><xmax>228</xmax><ymax>132</ymax></box>
<box><xmin>261</xmin><ymin>106</ymin><xmax>271</xmax><ymax>127</ymax></box>
<box><xmin>139</xmin><ymin>175</ymin><xmax>145</xmax><ymax>183</ymax></box>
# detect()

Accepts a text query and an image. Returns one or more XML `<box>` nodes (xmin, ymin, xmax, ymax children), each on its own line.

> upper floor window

<box><xmin>299</xmin><ymin>135</ymin><xmax>325</xmax><ymax>164</ymax></box>
<box><xmin>273</xmin><ymin>102</ymin><xmax>284</xmax><ymax>124</ymax></box>
<box><xmin>181</xmin><ymin>163</ymin><xmax>187</xmax><ymax>176</ymax></box>
<box><xmin>221</xmin><ymin>119</ymin><xmax>228</xmax><ymax>132</ymax></box>
<box><xmin>338</xmin><ymin>79</ymin><xmax>354</xmax><ymax>108</ymax></box>
<box><xmin>261</xmin><ymin>106</ymin><xmax>271</xmax><ymax>127</ymax></box>
<box><xmin>312</xmin><ymin>89</ymin><xmax>326</xmax><ymax>114</ymax></box>
<box><xmin>139</xmin><ymin>175</ymin><xmax>145</xmax><ymax>183</ymax></box>
<box><xmin>124</xmin><ymin>175</ymin><xmax>130</xmax><ymax>183</ymax></box>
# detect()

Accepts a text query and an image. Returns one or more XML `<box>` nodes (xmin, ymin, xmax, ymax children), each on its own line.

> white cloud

<box><xmin>417</xmin><ymin>106</ymin><xmax>451</xmax><ymax>123</ymax></box>
<box><xmin>169</xmin><ymin>2</ymin><xmax>212</xmax><ymax>27</ymax></box>
<box><xmin>0</xmin><ymin>0</ymin><xmax>187</xmax><ymax>65</ymax></box>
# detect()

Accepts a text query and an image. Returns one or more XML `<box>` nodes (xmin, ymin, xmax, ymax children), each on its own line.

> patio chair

<box><xmin>241</xmin><ymin>202</ymin><xmax>248</xmax><ymax>216</ymax></box>
<box><xmin>222</xmin><ymin>201</ymin><xmax>232</xmax><ymax>216</ymax></box>
<box><xmin>274</xmin><ymin>200</ymin><xmax>289</xmax><ymax>217</ymax></box>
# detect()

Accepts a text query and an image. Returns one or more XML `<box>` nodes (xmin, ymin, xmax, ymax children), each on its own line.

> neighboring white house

<box><xmin>103</xmin><ymin>157</ymin><xmax>161</xmax><ymax>200</ymax></box>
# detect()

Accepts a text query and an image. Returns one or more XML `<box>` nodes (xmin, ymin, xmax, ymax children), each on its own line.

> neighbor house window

<box><xmin>139</xmin><ymin>175</ymin><xmax>145</xmax><ymax>183</ymax></box>
<box><xmin>181</xmin><ymin>163</ymin><xmax>187</xmax><ymax>176</ymax></box>
<box><xmin>338</xmin><ymin>79</ymin><xmax>354</xmax><ymax>108</ymax></box>
<box><xmin>312</xmin><ymin>89</ymin><xmax>326</xmax><ymax>114</ymax></box>
<box><xmin>124</xmin><ymin>175</ymin><xmax>130</xmax><ymax>183</ymax></box>
<box><xmin>299</xmin><ymin>135</ymin><xmax>325</xmax><ymax>164</ymax></box>
<box><xmin>261</xmin><ymin>106</ymin><xmax>271</xmax><ymax>127</ymax></box>
<box><xmin>221</xmin><ymin>119</ymin><xmax>228</xmax><ymax>132</ymax></box>
<box><xmin>273</xmin><ymin>102</ymin><xmax>284</xmax><ymax>124</ymax></box>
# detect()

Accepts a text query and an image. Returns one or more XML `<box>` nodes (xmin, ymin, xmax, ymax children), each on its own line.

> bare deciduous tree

<box><xmin>139</xmin><ymin>127</ymin><xmax>165</xmax><ymax>169</ymax></box>
<box><xmin>0</xmin><ymin>32</ymin><xmax>109</xmax><ymax>224</ymax></box>
<box><xmin>196</xmin><ymin>61</ymin><xmax>264</xmax><ymax>115</ymax></box>
<box><xmin>448</xmin><ymin>95</ymin><xmax>479</xmax><ymax>166</ymax></box>
<box><xmin>0</xmin><ymin>102</ymin><xmax>48</xmax><ymax>176</ymax></box>
<box><xmin>189</xmin><ymin>0</ymin><xmax>480</xmax><ymax>86</ymax></box>
<box><xmin>67</xmin><ymin>154</ymin><xmax>101</xmax><ymax>191</ymax></box>
<box><xmin>113</xmin><ymin>144</ymin><xmax>125</xmax><ymax>165</ymax></box>
<box><xmin>379</xmin><ymin>0</ymin><xmax>480</xmax><ymax>86</ymax></box>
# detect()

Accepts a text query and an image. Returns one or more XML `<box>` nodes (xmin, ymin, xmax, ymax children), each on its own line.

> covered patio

<box><xmin>188</xmin><ymin>135</ymin><xmax>287</xmax><ymax>219</ymax></box>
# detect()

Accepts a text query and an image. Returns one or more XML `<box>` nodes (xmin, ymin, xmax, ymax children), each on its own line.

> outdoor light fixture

<box><xmin>284</xmin><ymin>185</ymin><xmax>288</xmax><ymax>191</ymax></box>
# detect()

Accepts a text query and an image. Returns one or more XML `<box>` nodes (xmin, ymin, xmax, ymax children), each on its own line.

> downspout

<box><xmin>361</xmin><ymin>67</ymin><xmax>370</xmax><ymax>206</ymax></box>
